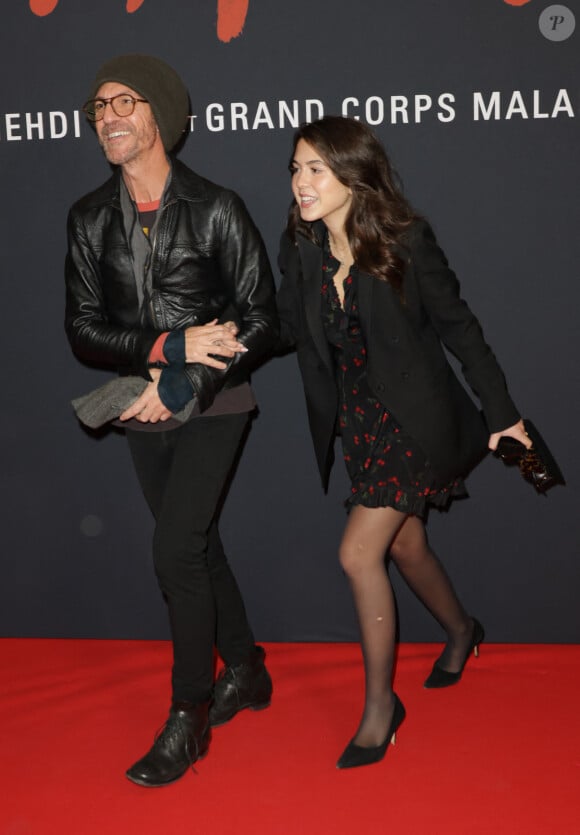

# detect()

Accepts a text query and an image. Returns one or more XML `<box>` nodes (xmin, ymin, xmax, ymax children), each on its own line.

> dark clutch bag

<box><xmin>494</xmin><ymin>419</ymin><xmax>565</xmax><ymax>495</ymax></box>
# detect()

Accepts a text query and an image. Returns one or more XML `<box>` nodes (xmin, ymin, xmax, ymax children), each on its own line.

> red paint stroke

<box><xmin>29</xmin><ymin>0</ymin><xmax>58</xmax><ymax>15</ymax></box>
<box><xmin>217</xmin><ymin>0</ymin><xmax>249</xmax><ymax>42</ymax></box>
<box><xmin>30</xmin><ymin>0</ymin><xmax>251</xmax><ymax>42</ymax></box>
<box><xmin>503</xmin><ymin>1</ymin><xmax>532</xmax><ymax>6</ymax></box>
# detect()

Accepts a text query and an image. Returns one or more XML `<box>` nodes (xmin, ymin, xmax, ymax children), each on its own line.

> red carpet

<box><xmin>1</xmin><ymin>640</ymin><xmax>578</xmax><ymax>834</ymax></box>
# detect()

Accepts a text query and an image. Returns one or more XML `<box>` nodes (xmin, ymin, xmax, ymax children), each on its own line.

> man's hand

<box><xmin>184</xmin><ymin>319</ymin><xmax>247</xmax><ymax>369</ymax></box>
<box><xmin>119</xmin><ymin>369</ymin><xmax>172</xmax><ymax>423</ymax></box>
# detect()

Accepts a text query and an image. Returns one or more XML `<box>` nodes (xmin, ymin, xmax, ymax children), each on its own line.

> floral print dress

<box><xmin>321</xmin><ymin>246</ymin><xmax>465</xmax><ymax>516</ymax></box>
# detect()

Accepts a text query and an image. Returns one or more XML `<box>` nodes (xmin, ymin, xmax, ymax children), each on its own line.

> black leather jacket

<box><xmin>65</xmin><ymin>158</ymin><xmax>278</xmax><ymax>412</ymax></box>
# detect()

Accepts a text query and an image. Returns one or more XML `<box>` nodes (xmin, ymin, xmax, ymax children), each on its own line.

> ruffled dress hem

<box><xmin>345</xmin><ymin>479</ymin><xmax>468</xmax><ymax>517</ymax></box>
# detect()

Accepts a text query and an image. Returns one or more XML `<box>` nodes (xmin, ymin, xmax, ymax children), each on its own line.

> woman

<box><xmin>277</xmin><ymin>116</ymin><xmax>530</xmax><ymax>770</ymax></box>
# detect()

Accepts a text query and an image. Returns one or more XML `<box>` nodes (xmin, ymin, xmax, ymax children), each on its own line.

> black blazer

<box><xmin>277</xmin><ymin>219</ymin><xmax>520</xmax><ymax>489</ymax></box>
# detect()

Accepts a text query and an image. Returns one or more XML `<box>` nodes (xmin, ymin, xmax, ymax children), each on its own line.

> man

<box><xmin>65</xmin><ymin>54</ymin><xmax>277</xmax><ymax>787</ymax></box>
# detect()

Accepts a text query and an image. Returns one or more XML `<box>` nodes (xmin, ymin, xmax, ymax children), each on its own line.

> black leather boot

<box><xmin>209</xmin><ymin>645</ymin><xmax>272</xmax><ymax>727</ymax></box>
<box><xmin>126</xmin><ymin>701</ymin><xmax>211</xmax><ymax>787</ymax></box>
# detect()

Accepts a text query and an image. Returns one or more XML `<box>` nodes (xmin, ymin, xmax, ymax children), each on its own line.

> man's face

<box><xmin>94</xmin><ymin>82</ymin><xmax>161</xmax><ymax>167</ymax></box>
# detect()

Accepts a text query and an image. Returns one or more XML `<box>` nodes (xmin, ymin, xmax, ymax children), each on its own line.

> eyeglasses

<box><xmin>82</xmin><ymin>94</ymin><xmax>149</xmax><ymax>121</ymax></box>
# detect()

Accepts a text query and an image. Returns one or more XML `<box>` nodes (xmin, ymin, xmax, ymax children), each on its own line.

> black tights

<box><xmin>339</xmin><ymin>506</ymin><xmax>472</xmax><ymax>747</ymax></box>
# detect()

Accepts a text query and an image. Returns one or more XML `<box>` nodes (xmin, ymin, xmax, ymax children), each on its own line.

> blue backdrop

<box><xmin>1</xmin><ymin>0</ymin><xmax>578</xmax><ymax>642</ymax></box>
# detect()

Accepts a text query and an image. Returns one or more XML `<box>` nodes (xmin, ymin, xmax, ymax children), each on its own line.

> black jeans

<box><xmin>126</xmin><ymin>412</ymin><xmax>255</xmax><ymax>703</ymax></box>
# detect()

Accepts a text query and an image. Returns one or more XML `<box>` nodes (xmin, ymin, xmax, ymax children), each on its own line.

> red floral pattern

<box><xmin>321</xmin><ymin>245</ymin><xmax>465</xmax><ymax>515</ymax></box>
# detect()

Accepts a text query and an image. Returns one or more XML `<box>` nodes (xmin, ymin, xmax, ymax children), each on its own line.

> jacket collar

<box><xmin>295</xmin><ymin>230</ymin><xmax>331</xmax><ymax>370</ymax></box>
<box><xmin>296</xmin><ymin>224</ymin><xmax>375</xmax><ymax>351</ymax></box>
<box><xmin>106</xmin><ymin>156</ymin><xmax>209</xmax><ymax>210</ymax></box>
<box><xmin>165</xmin><ymin>157</ymin><xmax>210</xmax><ymax>203</ymax></box>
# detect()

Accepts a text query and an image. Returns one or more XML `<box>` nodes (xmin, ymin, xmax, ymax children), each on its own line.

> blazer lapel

<box><xmin>356</xmin><ymin>269</ymin><xmax>374</xmax><ymax>333</ymax></box>
<box><xmin>357</xmin><ymin>268</ymin><xmax>408</xmax><ymax>341</ymax></box>
<box><xmin>297</xmin><ymin>234</ymin><xmax>334</xmax><ymax>371</ymax></box>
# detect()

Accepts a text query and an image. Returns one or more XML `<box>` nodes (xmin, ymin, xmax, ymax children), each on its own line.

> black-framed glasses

<box><xmin>82</xmin><ymin>94</ymin><xmax>149</xmax><ymax>121</ymax></box>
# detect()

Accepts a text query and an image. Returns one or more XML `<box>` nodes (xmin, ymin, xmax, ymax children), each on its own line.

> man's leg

<box><xmin>124</xmin><ymin>413</ymin><xmax>250</xmax><ymax>786</ymax></box>
<box><xmin>207</xmin><ymin>522</ymin><xmax>255</xmax><ymax>663</ymax></box>
<box><xmin>127</xmin><ymin>413</ymin><xmax>250</xmax><ymax>702</ymax></box>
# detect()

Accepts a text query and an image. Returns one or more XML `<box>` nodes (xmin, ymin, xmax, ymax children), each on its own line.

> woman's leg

<box><xmin>339</xmin><ymin>504</ymin><xmax>407</xmax><ymax>747</ymax></box>
<box><xmin>389</xmin><ymin>515</ymin><xmax>474</xmax><ymax>672</ymax></box>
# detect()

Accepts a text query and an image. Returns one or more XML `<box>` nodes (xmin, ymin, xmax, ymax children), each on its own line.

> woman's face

<box><xmin>291</xmin><ymin>139</ymin><xmax>352</xmax><ymax>231</ymax></box>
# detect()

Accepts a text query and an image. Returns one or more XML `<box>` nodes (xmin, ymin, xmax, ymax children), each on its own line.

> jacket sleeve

<box><xmin>64</xmin><ymin>207</ymin><xmax>159</xmax><ymax>378</ymax></box>
<box><xmin>408</xmin><ymin>219</ymin><xmax>520</xmax><ymax>432</ymax></box>
<box><xmin>182</xmin><ymin>192</ymin><xmax>279</xmax><ymax>412</ymax></box>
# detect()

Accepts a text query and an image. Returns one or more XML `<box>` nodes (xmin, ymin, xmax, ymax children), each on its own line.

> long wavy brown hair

<box><xmin>287</xmin><ymin>116</ymin><xmax>418</xmax><ymax>294</ymax></box>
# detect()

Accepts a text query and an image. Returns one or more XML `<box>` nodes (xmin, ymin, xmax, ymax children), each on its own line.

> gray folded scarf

<box><xmin>71</xmin><ymin>376</ymin><xmax>194</xmax><ymax>429</ymax></box>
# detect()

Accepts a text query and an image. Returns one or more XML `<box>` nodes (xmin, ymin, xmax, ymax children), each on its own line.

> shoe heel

<box><xmin>336</xmin><ymin>694</ymin><xmax>406</xmax><ymax>769</ymax></box>
<box><xmin>472</xmin><ymin>618</ymin><xmax>485</xmax><ymax>659</ymax></box>
<box><xmin>391</xmin><ymin>694</ymin><xmax>406</xmax><ymax>746</ymax></box>
<box><xmin>424</xmin><ymin>617</ymin><xmax>485</xmax><ymax>689</ymax></box>
<box><xmin>196</xmin><ymin>727</ymin><xmax>211</xmax><ymax>762</ymax></box>
<box><xmin>250</xmin><ymin>700</ymin><xmax>271</xmax><ymax>712</ymax></box>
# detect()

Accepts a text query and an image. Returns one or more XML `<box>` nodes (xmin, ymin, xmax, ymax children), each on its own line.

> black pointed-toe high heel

<box><xmin>336</xmin><ymin>694</ymin><xmax>406</xmax><ymax>770</ymax></box>
<box><xmin>423</xmin><ymin>618</ymin><xmax>485</xmax><ymax>689</ymax></box>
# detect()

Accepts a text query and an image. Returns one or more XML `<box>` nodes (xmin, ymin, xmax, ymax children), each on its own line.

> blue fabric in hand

<box><xmin>163</xmin><ymin>330</ymin><xmax>186</xmax><ymax>366</ymax></box>
<box><xmin>158</xmin><ymin>366</ymin><xmax>194</xmax><ymax>413</ymax></box>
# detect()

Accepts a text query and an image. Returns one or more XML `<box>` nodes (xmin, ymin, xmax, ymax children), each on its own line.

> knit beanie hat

<box><xmin>89</xmin><ymin>54</ymin><xmax>189</xmax><ymax>151</ymax></box>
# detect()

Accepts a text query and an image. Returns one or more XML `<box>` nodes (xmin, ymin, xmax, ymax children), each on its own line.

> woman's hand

<box><xmin>119</xmin><ymin>369</ymin><xmax>172</xmax><ymax>424</ymax></box>
<box><xmin>184</xmin><ymin>319</ymin><xmax>247</xmax><ymax>369</ymax></box>
<box><xmin>488</xmin><ymin>419</ymin><xmax>532</xmax><ymax>451</ymax></box>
